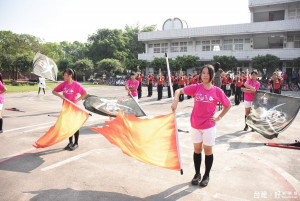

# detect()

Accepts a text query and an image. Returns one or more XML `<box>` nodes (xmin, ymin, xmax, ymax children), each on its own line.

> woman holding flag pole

<box><xmin>171</xmin><ymin>64</ymin><xmax>231</xmax><ymax>187</ymax></box>
<box><xmin>52</xmin><ymin>68</ymin><xmax>88</xmax><ymax>151</ymax></box>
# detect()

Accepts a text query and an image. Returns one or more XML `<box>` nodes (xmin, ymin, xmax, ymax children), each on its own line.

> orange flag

<box><xmin>33</xmin><ymin>99</ymin><xmax>90</xmax><ymax>148</ymax></box>
<box><xmin>90</xmin><ymin>111</ymin><xmax>181</xmax><ymax>171</ymax></box>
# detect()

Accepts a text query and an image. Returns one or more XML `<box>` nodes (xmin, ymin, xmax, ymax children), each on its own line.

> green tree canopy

<box><xmin>96</xmin><ymin>58</ymin><xmax>123</xmax><ymax>74</ymax></box>
<box><xmin>293</xmin><ymin>57</ymin><xmax>300</xmax><ymax>67</ymax></box>
<box><xmin>88</xmin><ymin>29</ymin><xmax>128</xmax><ymax>63</ymax></box>
<box><xmin>251</xmin><ymin>54</ymin><xmax>280</xmax><ymax>76</ymax></box>
<box><xmin>212</xmin><ymin>55</ymin><xmax>238</xmax><ymax>71</ymax></box>
<box><xmin>74</xmin><ymin>58</ymin><xmax>94</xmax><ymax>74</ymax></box>
<box><xmin>173</xmin><ymin>55</ymin><xmax>200</xmax><ymax>71</ymax></box>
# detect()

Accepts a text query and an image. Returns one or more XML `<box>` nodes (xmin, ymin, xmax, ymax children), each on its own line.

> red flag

<box><xmin>90</xmin><ymin>111</ymin><xmax>181</xmax><ymax>170</ymax></box>
<box><xmin>33</xmin><ymin>100</ymin><xmax>89</xmax><ymax>148</ymax></box>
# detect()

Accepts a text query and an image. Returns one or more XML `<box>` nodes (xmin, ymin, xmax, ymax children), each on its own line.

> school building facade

<box><xmin>138</xmin><ymin>0</ymin><xmax>300</xmax><ymax>76</ymax></box>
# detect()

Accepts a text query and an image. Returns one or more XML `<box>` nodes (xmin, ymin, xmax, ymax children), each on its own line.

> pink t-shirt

<box><xmin>126</xmin><ymin>80</ymin><xmax>139</xmax><ymax>97</ymax></box>
<box><xmin>0</xmin><ymin>81</ymin><xmax>5</xmax><ymax>104</ymax></box>
<box><xmin>184</xmin><ymin>83</ymin><xmax>231</xmax><ymax>129</ymax></box>
<box><xmin>54</xmin><ymin>81</ymin><xmax>86</xmax><ymax>102</ymax></box>
<box><xmin>244</xmin><ymin>79</ymin><xmax>260</xmax><ymax>102</ymax></box>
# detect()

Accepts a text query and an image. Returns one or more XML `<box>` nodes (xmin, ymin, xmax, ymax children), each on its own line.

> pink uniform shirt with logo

<box><xmin>54</xmin><ymin>81</ymin><xmax>86</xmax><ymax>102</ymax></box>
<box><xmin>244</xmin><ymin>79</ymin><xmax>260</xmax><ymax>102</ymax></box>
<box><xmin>184</xmin><ymin>83</ymin><xmax>231</xmax><ymax>129</ymax></box>
<box><xmin>126</xmin><ymin>80</ymin><xmax>139</xmax><ymax>97</ymax></box>
<box><xmin>0</xmin><ymin>81</ymin><xmax>5</xmax><ymax>104</ymax></box>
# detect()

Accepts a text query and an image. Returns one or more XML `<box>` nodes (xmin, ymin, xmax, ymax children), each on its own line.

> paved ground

<box><xmin>0</xmin><ymin>86</ymin><xmax>299</xmax><ymax>201</ymax></box>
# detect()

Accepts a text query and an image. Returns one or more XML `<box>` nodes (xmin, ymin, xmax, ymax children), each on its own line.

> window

<box><xmin>154</xmin><ymin>43</ymin><xmax>160</xmax><ymax>53</ymax></box>
<box><xmin>234</xmin><ymin>39</ymin><xmax>243</xmax><ymax>50</ymax></box>
<box><xmin>211</xmin><ymin>40</ymin><xmax>220</xmax><ymax>44</ymax></box>
<box><xmin>171</xmin><ymin>42</ymin><xmax>179</xmax><ymax>52</ymax></box>
<box><xmin>288</xmin><ymin>9</ymin><xmax>296</xmax><ymax>19</ymax></box>
<box><xmin>149</xmin><ymin>44</ymin><xmax>153</xmax><ymax>48</ymax></box>
<box><xmin>295</xmin><ymin>35</ymin><xmax>300</xmax><ymax>48</ymax></box>
<box><xmin>202</xmin><ymin>40</ymin><xmax>210</xmax><ymax>45</ymax></box>
<box><xmin>211</xmin><ymin>40</ymin><xmax>220</xmax><ymax>51</ymax></box>
<box><xmin>245</xmin><ymin>38</ymin><xmax>250</xmax><ymax>43</ymax></box>
<box><xmin>234</xmin><ymin>39</ymin><xmax>243</xmax><ymax>43</ymax></box>
<box><xmin>235</xmin><ymin>44</ymin><xmax>243</xmax><ymax>50</ymax></box>
<box><xmin>287</xmin><ymin>36</ymin><xmax>294</xmax><ymax>42</ymax></box>
<box><xmin>202</xmin><ymin>45</ymin><xmax>210</xmax><ymax>51</ymax></box>
<box><xmin>196</xmin><ymin>41</ymin><xmax>201</xmax><ymax>45</ymax></box>
<box><xmin>224</xmin><ymin>39</ymin><xmax>233</xmax><ymax>50</ymax></box>
<box><xmin>180</xmin><ymin>42</ymin><xmax>187</xmax><ymax>52</ymax></box>
<box><xmin>188</xmin><ymin>41</ymin><xmax>193</xmax><ymax>46</ymax></box>
<box><xmin>224</xmin><ymin>44</ymin><xmax>232</xmax><ymax>50</ymax></box>
<box><xmin>161</xmin><ymin>43</ymin><xmax>168</xmax><ymax>53</ymax></box>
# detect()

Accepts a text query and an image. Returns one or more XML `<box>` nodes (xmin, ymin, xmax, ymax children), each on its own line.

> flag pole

<box><xmin>165</xmin><ymin>53</ymin><xmax>183</xmax><ymax>175</ymax></box>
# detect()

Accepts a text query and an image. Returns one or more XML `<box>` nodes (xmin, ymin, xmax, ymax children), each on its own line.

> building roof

<box><xmin>248</xmin><ymin>0</ymin><xmax>299</xmax><ymax>8</ymax></box>
<box><xmin>138</xmin><ymin>19</ymin><xmax>300</xmax><ymax>42</ymax></box>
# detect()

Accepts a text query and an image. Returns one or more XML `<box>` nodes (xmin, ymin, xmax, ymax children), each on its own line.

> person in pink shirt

<box><xmin>171</xmin><ymin>65</ymin><xmax>231</xmax><ymax>187</ymax></box>
<box><xmin>242</xmin><ymin>70</ymin><xmax>260</xmax><ymax>131</ymax></box>
<box><xmin>125</xmin><ymin>72</ymin><xmax>139</xmax><ymax>103</ymax></box>
<box><xmin>52</xmin><ymin>68</ymin><xmax>88</xmax><ymax>151</ymax></box>
<box><xmin>0</xmin><ymin>73</ymin><xmax>7</xmax><ymax>133</ymax></box>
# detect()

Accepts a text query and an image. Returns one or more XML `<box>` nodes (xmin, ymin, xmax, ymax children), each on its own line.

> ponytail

<box><xmin>0</xmin><ymin>73</ymin><xmax>3</xmax><ymax>84</ymax></box>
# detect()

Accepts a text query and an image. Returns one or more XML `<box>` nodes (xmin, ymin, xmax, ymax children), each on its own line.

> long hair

<box><xmin>200</xmin><ymin>64</ymin><xmax>215</xmax><ymax>83</ymax></box>
<box><xmin>63</xmin><ymin>68</ymin><xmax>77</xmax><ymax>81</ymax></box>
<box><xmin>0</xmin><ymin>73</ymin><xmax>3</xmax><ymax>84</ymax></box>
<box><xmin>214</xmin><ymin>62</ymin><xmax>221</xmax><ymax>72</ymax></box>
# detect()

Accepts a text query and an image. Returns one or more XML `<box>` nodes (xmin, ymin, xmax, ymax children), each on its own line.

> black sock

<box><xmin>0</xmin><ymin>118</ymin><xmax>2</xmax><ymax>130</ymax></box>
<box><xmin>193</xmin><ymin>152</ymin><xmax>202</xmax><ymax>175</ymax></box>
<box><xmin>204</xmin><ymin>154</ymin><xmax>213</xmax><ymax>177</ymax></box>
<box><xmin>245</xmin><ymin>115</ymin><xmax>248</xmax><ymax>127</ymax></box>
<box><xmin>69</xmin><ymin>136</ymin><xmax>73</xmax><ymax>144</ymax></box>
<box><xmin>74</xmin><ymin>130</ymin><xmax>79</xmax><ymax>145</ymax></box>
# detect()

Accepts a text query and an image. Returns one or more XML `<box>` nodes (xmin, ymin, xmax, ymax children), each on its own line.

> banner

<box><xmin>90</xmin><ymin>111</ymin><xmax>181</xmax><ymax>170</ymax></box>
<box><xmin>83</xmin><ymin>94</ymin><xmax>146</xmax><ymax>117</ymax></box>
<box><xmin>33</xmin><ymin>100</ymin><xmax>89</xmax><ymax>148</ymax></box>
<box><xmin>32</xmin><ymin>53</ymin><xmax>58</xmax><ymax>81</ymax></box>
<box><xmin>246</xmin><ymin>91</ymin><xmax>300</xmax><ymax>137</ymax></box>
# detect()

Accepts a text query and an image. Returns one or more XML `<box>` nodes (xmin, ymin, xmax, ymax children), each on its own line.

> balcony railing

<box><xmin>138</xmin><ymin>48</ymin><xmax>300</xmax><ymax>61</ymax></box>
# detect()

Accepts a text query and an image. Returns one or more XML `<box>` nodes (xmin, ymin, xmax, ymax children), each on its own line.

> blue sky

<box><xmin>0</xmin><ymin>0</ymin><xmax>250</xmax><ymax>43</ymax></box>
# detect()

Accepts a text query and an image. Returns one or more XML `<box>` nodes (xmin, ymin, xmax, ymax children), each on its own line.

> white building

<box><xmin>138</xmin><ymin>0</ymin><xmax>300</xmax><ymax>76</ymax></box>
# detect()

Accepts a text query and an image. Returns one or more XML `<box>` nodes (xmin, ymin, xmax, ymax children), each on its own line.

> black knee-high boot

<box><xmin>204</xmin><ymin>154</ymin><xmax>213</xmax><ymax>177</ymax></box>
<box><xmin>243</xmin><ymin>115</ymin><xmax>248</xmax><ymax>131</ymax></box>
<box><xmin>74</xmin><ymin>130</ymin><xmax>79</xmax><ymax>145</ymax></box>
<box><xmin>0</xmin><ymin>118</ymin><xmax>3</xmax><ymax>131</ymax></box>
<box><xmin>193</xmin><ymin>152</ymin><xmax>202</xmax><ymax>175</ymax></box>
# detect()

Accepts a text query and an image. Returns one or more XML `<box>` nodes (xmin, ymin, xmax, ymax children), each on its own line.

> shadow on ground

<box><xmin>216</xmin><ymin>130</ymin><xmax>265</xmax><ymax>151</ymax></box>
<box><xmin>0</xmin><ymin>148</ymin><xmax>64</xmax><ymax>173</ymax></box>
<box><xmin>27</xmin><ymin>182</ymin><xmax>199</xmax><ymax>201</ymax></box>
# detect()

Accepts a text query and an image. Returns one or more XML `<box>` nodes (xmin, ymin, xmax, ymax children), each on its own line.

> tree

<box><xmin>0</xmin><ymin>31</ymin><xmax>41</xmax><ymax>79</ymax></box>
<box><xmin>251</xmin><ymin>54</ymin><xmax>280</xmax><ymax>76</ymax></box>
<box><xmin>74</xmin><ymin>58</ymin><xmax>94</xmax><ymax>73</ymax></box>
<box><xmin>173</xmin><ymin>55</ymin><xmax>200</xmax><ymax>71</ymax></box>
<box><xmin>123</xmin><ymin>24</ymin><xmax>156</xmax><ymax>60</ymax></box>
<box><xmin>96</xmin><ymin>59</ymin><xmax>123</xmax><ymax>75</ymax></box>
<box><xmin>88</xmin><ymin>29</ymin><xmax>128</xmax><ymax>63</ymax></box>
<box><xmin>151</xmin><ymin>57</ymin><xmax>167</xmax><ymax>72</ymax></box>
<box><xmin>57</xmin><ymin>59</ymin><xmax>73</xmax><ymax>72</ymax></box>
<box><xmin>212</xmin><ymin>55</ymin><xmax>238</xmax><ymax>71</ymax></box>
<box><xmin>293</xmin><ymin>57</ymin><xmax>300</xmax><ymax>67</ymax></box>
<box><xmin>124</xmin><ymin>58</ymin><xmax>148</xmax><ymax>72</ymax></box>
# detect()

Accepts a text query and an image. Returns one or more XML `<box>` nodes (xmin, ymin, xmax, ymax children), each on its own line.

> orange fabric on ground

<box><xmin>33</xmin><ymin>100</ymin><xmax>89</xmax><ymax>148</ymax></box>
<box><xmin>90</xmin><ymin>111</ymin><xmax>180</xmax><ymax>170</ymax></box>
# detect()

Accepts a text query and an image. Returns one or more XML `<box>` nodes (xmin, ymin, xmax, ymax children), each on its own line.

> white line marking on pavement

<box><xmin>41</xmin><ymin>148</ymin><xmax>115</xmax><ymax>171</ymax></box>
<box><xmin>5</xmin><ymin>122</ymin><xmax>56</xmax><ymax>133</ymax></box>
